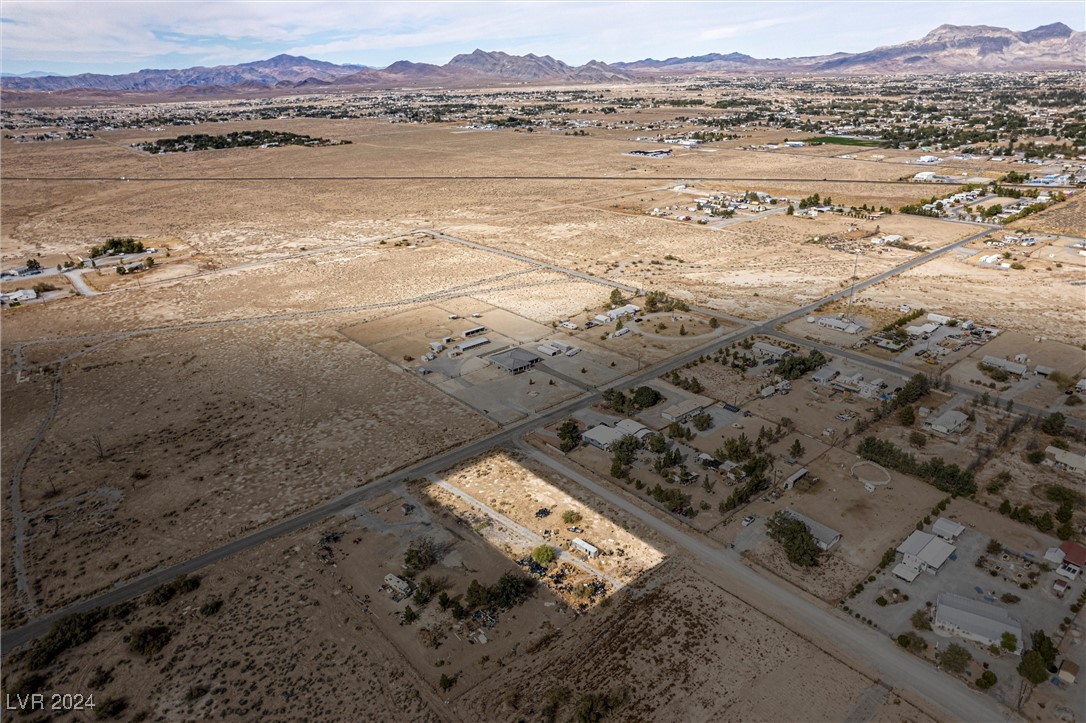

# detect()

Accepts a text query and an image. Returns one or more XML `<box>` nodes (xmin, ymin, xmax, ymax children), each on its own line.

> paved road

<box><xmin>64</xmin><ymin>270</ymin><xmax>102</xmax><ymax>297</ymax></box>
<box><xmin>0</xmin><ymin>219</ymin><xmax>1000</xmax><ymax>646</ymax></box>
<box><xmin>515</xmin><ymin>439</ymin><xmax>1019</xmax><ymax>723</ymax></box>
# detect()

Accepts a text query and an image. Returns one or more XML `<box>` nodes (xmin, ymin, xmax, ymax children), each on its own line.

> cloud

<box><xmin>1</xmin><ymin>0</ymin><xmax>1081</xmax><ymax>74</ymax></box>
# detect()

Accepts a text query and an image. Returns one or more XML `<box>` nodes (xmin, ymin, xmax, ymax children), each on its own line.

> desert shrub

<box><xmin>939</xmin><ymin>643</ymin><xmax>972</xmax><ymax>674</ymax></box>
<box><xmin>128</xmin><ymin>625</ymin><xmax>173</xmax><ymax>656</ymax></box>
<box><xmin>96</xmin><ymin>697</ymin><xmax>128</xmax><ymax>719</ymax></box>
<box><xmin>25</xmin><ymin>609</ymin><xmax>106</xmax><ymax>670</ymax></box>
<box><xmin>531</xmin><ymin>545</ymin><xmax>558</xmax><ymax>566</ymax></box>
<box><xmin>199</xmin><ymin>599</ymin><xmax>223</xmax><ymax>616</ymax></box>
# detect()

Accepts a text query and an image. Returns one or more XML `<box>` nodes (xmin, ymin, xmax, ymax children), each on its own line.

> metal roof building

<box><xmin>982</xmin><ymin>355</ymin><xmax>1028</xmax><ymax>376</ymax></box>
<box><xmin>783</xmin><ymin>510</ymin><xmax>841</xmax><ymax>551</ymax></box>
<box><xmin>661</xmin><ymin>398</ymin><xmax>706</xmax><ymax>423</ymax></box>
<box><xmin>926</xmin><ymin>409</ymin><xmax>968</xmax><ymax>435</ymax></box>
<box><xmin>456</xmin><ymin>336</ymin><xmax>491</xmax><ymax>352</ymax></box>
<box><xmin>571</xmin><ymin>537</ymin><xmax>599</xmax><ymax>558</ymax></box>
<box><xmin>932</xmin><ymin>517</ymin><xmax>965</xmax><ymax>541</ymax></box>
<box><xmin>934</xmin><ymin>593</ymin><xmax>1023</xmax><ymax>654</ymax></box>
<box><xmin>582</xmin><ymin>424</ymin><xmax>626</xmax><ymax>451</ymax></box>
<box><xmin>896</xmin><ymin>530</ymin><xmax>955</xmax><ymax>575</ymax></box>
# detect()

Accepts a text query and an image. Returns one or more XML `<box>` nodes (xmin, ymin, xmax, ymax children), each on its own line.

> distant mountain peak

<box><xmin>2</xmin><ymin>22</ymin><xmax>1081</xmax><ymax>96</ymax></box>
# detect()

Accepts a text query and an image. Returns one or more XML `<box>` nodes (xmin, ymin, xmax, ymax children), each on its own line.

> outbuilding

<box><xmin>932</xmin><ymin>517</ymin><xmax>965</xmax><ymax>541</ymax></box>
<box><xmin>457</xmin><ymin>337</ymin><xmax>490</xmax><ymax>352</ymax></box>
<box><xmin>571</xmin><ymin>538</ymin><xmax>599</xmax><ymax>558</ymax></box>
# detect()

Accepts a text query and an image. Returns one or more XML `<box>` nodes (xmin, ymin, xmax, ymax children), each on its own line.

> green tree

<box><xmin>631</xmin><ymin>386</ymin><xmax>662</xmax><ymax>408</ymax></box>
<box><xmin>786</xmin><ymin>204</ymin><xmax>795</xmax><ymax>215</ymax></box>
<box><xmin>611</xmin><ymin>435</ymin><xmax>642</xmax><ymax>465</ymax></box>
<box><xmin>562</xmin><ymin>510</ymin><xmax>582</xmax><ymax>524</ymax></box>
<box><xmin>1017</xmin><ymin>651</ymin><xmax>1048</xmax><ymax>685</ymax></box>
<box><xmin>1000</xmin><ymin>631</ymin><xmax>1018</xmax><ymax>653</ymax></box>
<box><xmin>908</xmin><ymin>430</ymin><xmax>927</xmax><ymax>449</ymax></box>
<box><xmin>709</xmin><ymin>317</ymin><xmax>719</xmax><ymax>329</ymax></box>
<box><xmin>1030</xmin><ymin>630</ymin><xmax>1058</xmax><ymax>668</ymax></box>
<box><xmin>692</xmin><ymin>412</ymin><xmax>713</xmax><ymax>432</ymax></box>
<box><xmin>975</xmin><ymin>671</ymin><xmax>997</xmax><ymax>689</ymax></box>
<box><xmin>531</xmin><ymin>545</ymin><xmax>557</xmax><ymax>566</ymax></box>
<box><xmin>465</xmin><ymin>580</ymin><xmax>489</xmax><ymax>610</ymax></box>
<box><xmin>766</xmin><ymin>511</ymin><xmax>820</xmax><ymax>567</ymax></box>
<box><xmin>940</xmin><ymin>643</ymin><xmax>972</xmax><ymax>674</ymax></box>
<box><xmin>609</xmin><ymin>288</ymin><xmax>624</xmax><ymax>306</ymax></box>
<box><xmin>557</xmin><ymin>420</ymin><xmax>582</xmax><ymax>453</ymax></box>
<box><xmin>898</xmin><ymin>405</ymin><xmax>916</xmax><ymax>426</ymax></box>
<box><xmin>1040</xmin><ymin>412</ymin><xmax>1066</xmax><ymax>436</ymax></box>
<box><xmin>788</xmin><ymin>439</ymin><xmax>805</xmax><ymax>459</ymax></box>
<box><xmin>646</xmin><ymin>432</ymin><xmax>668</xmax><ymax>454</ymax></box>
<box><xmin>26</xmin><ymin>258</ymin><xmax>41</xmax><ymax>271</ymax></box>
<box><xmin>439</xmin><ymin>673</ymin><xmax>458</xmax><ymax>692</ymax></box>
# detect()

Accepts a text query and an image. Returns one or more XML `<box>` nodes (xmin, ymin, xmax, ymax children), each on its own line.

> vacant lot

<box><xmin>1</xmin><ymin>319</ymin><xmax>495</xmax><ymax>623</ymax></box>
<box><xmin>862</xmin><ymin>249</ymin><xmax>1086</xmax><ymax>343</ymax></box>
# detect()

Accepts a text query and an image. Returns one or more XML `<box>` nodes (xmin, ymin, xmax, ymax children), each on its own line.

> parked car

<box><xmin>742</xmin><ymin>515</ymin><xmax>756</xmax><ymax>527</ymax></box>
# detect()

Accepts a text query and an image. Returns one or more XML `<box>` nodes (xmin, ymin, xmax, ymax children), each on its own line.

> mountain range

<box><xmin>2</xmin><ymin>23</ymin><xmax>1081</xmax><ymax>95</ymax></box>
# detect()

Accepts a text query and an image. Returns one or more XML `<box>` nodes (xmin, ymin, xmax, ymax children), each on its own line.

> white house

<box><xmin>925</xmin><ymin>410</ymin><xmax>968</xmax><ymax>435</ymax></box>
<box><xmin>896</xmin><ymin>531</ymin><xmax>955</xmax><ymax>576</ymax></box>
<box><xmin>784</xmin><ymin>510</ymin><xmax>841</xmax><ymax>551</ymax></box>
<box><xmin>1045</xmin><ymin>446</ymin><xmax>1086</xmax><ymax>476</ymax></box>
<box><xmin>582</xmin><ymin>424</ymin><xmax>626</xmax><ymax>451</ymax></box>
<box><xmin>606</xmin><ymin>304</ymin><xmax>640</xmax><ymax>322</ymax></box>
<box><xmin>751</xmin><ymin>341</ymin><xmax>792</xmax><ymax>361</ymax></box>
<box><xmin>661</xmin><ymin>398</ymin><xmax>707</xmax><ymax>423</ymax></box>
<box><xmin>0</xmin><ymin>288</ymin><xmax>37</xmax><ymax>305</ymax></box>
<box><xmin>982</xmin><ymin>355</ymin><xmax>1028</xmax><ymax>377</ymax></box>
<box><xmin>615</xmin><ymin>419</ymin><xmax>652</xmax><ymax>440</ymax></box>
<box><xmin>934</xmin><ymin>593</ymin><xmax>1023</xmax><ymax>655</ymax></box>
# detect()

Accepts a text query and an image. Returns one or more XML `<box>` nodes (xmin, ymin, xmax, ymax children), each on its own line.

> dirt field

<box><xmin>425</xmin><ymin>450</ymin><xmax>667</xmax><ymax>585</ymax></box>
<box><xmin>862</xmin><ymin>246</ymin><xmax>1086</xmax><ymax>344</ymax></box>
<box><xmin>0</xmin><ymin>480</ymin><xmax>931</xmax><ymax>723</ymax></box>
<box><xmin>0</xmin><ymin>319</ymin><xmax>496</xmax><ymax>625</ymax></box>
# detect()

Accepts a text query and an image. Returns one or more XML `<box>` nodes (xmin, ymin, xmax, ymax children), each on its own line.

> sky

<box><xmin>1</xmin><ymin>1</ymin><xmax>1082</xmax><ymax>76</ymax></box>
